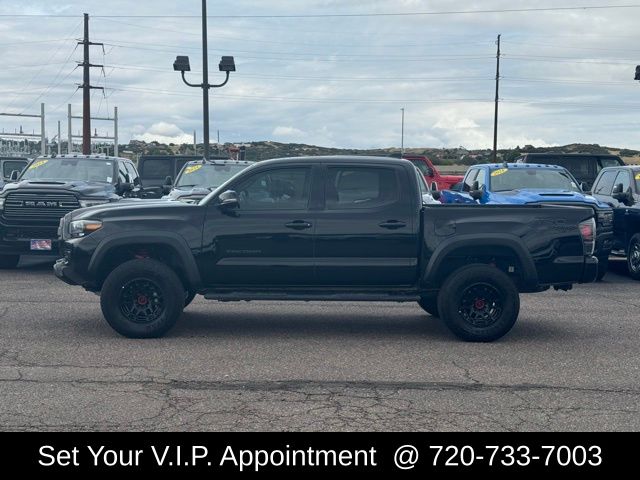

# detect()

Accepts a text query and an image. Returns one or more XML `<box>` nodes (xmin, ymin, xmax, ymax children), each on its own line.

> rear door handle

<box><xmin>285</xmin><ymin>220</ymin><xmax>313</xmax><ymax>230</ymax></box>
<box><xmin>379</xmin><ymin>220</ymin><xmax>406</xmax><ymax>229</ymax></box>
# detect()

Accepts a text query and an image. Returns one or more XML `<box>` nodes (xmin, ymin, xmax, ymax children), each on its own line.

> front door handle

<box><xmin>285</xmin><ymin>220</ymin><xmax>312</xmax><ymax>230</ymax></box>
<box><xmin>379</xmin><ymin>220</ymin><xmax>406</xmax><ymax>229</ymax></box>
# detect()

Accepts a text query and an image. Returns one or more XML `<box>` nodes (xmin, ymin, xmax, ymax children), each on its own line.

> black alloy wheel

<box><xmin>119</xmin><ymin>278</ymin><xmax>165</xmax><ymax>324</ymax></box>
<box><xmin>457</xmin><ymin>283</ymin><xmax>503</xmax><ymax>328</ymax></box>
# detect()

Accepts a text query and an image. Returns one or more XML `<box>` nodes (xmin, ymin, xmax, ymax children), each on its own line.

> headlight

<box><xmin>79</xmin><ymin>199</ymin><xmax>109</xmax><ymax>208</ymax></box>
<box><xmin>69</xmin><ymin>219</ymin><xmax>103</xmax><ymax>238</ymax></box>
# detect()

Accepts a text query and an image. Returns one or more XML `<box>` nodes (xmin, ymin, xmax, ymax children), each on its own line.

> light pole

<box><xmin>173</xmin><ymin>0</ymin><xmax>235</xmax><ymax>160</ymax></box>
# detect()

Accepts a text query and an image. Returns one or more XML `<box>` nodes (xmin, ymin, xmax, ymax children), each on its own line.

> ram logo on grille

<box><xmin>24</xmin><ymin>201</ymin><xmax>59</xmax><ymax>208</ymax></box>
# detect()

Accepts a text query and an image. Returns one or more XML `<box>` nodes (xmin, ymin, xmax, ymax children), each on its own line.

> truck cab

<box><xmin>0</xmin><ymin>154</ymin><xmax>142</xmax><ymax>269</ymax></box>
<box><xmin>591</xmin><ymin>166</ymin><xmax>640</xmax><ymax>279</ymax></box>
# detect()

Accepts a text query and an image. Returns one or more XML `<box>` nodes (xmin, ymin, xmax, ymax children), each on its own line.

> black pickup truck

<box><xmin>591</xmin><ymin>165</ymin><xmax>640</xmax><ymax>279</ymax></box>
<box><xmin>54</xmin><ymin>156</ymin><xmax>598</xmax><ymax>342</ymax></box>
<box><xmin>0</xmin><ymin>154</ymin><xmax>142</xmax><ymax>268</ymax></box>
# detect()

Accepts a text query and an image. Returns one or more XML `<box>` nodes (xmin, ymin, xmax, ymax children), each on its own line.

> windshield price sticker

<box><xmin>185</xmin><ymin>165</ymin><xmax>203</xmax><ymax>174</ymax></box>
<box><xmin>28</xmin><ymin>159</ymin><xmax>48</xmax><ymax>170</ymax></box>
<box><xmin>491</xmin><ymin>168</ymin><xmax>508</xmax><ymax>177</ymax></box>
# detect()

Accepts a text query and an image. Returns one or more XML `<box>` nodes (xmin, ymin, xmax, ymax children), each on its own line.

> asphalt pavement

<box><xmin>0</xmin><ymin>256</ymin><xmax>638</xmax><ymax>431</ymax></box>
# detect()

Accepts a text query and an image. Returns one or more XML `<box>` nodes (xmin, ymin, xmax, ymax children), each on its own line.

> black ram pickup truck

<box><xmin>0</xmin><ymin>154</ymin><xmax>142</xmax><ymax>268</ymax></box>
<box><xmin>54</xmin><ymin>156</ymin><xmax>599</xmax><ymax>342</ymax></box>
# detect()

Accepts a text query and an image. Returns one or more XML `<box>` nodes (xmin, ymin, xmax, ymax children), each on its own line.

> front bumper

<box><xmin>0</xmin><ymin>224</ymin><xmax>60</xmax><ymax>256</ymax></box>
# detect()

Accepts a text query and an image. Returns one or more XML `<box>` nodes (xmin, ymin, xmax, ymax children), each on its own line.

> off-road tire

<box><xmin>437</xmin><ymin>264</ymin><xmax>520</xmax><ymax>342</ymax></box>
<box><xmin>100</xmin><ymin>258</ymin><xmax>184</xmax><ymax>338</ymax></box>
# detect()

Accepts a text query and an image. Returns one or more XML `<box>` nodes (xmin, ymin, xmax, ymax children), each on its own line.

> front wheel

<box><xmin>100</xmin><ymin>258</ymin><xmax>185</xmax><ymax>338</ymax></box>
<box><xmin>437</xmin><ymin>264</ymin><xmax>520</xmax><ymax>342</ymax></box>
<box><xmin>0</xmin><ymin>255</ymin><xmax>19</xmax><ymax>269</ymax></box>
<box><xmin>628</xmin><ymin>234</ymin><xmax>640</xmax><ymax>281</ymax></box>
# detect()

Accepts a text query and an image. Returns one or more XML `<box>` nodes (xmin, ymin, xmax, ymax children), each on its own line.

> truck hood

<box><xmin>486</xmin><ymin>189</ymin><xmax>608</xmax><ymax>208</ymax></box>
<box><xmin>0</xmin><ymin>179</ymin><xmax>119</xmax><ymax>199</ymax></box>
<box><xmin>69</xmin><ymin>197</ymin><xmax>196</xmax><ymax>220</ymax></box>
<box><xmin>162</xmin><ymin>186</ymin><xmax>212</xmax><ymax>201</ymax></box>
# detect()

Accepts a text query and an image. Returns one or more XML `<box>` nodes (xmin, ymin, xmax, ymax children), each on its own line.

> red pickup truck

<box><xmin>403</xmin><ymin>155</ymin><xmax>463</xmax><ymax>190</ymax></box>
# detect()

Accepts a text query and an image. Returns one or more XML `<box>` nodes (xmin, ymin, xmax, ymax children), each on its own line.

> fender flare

<box><xmin>88</xmin><ymin>231</ymin><xmax>201</xmax><ymax>289</ymax></box>
<box><xmin>422</xmin><ymin>233</ymin><xmax>538</xmax><ymax>289</ymax></box>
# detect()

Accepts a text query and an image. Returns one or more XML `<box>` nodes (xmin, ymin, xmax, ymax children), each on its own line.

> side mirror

<box><xmin>162</xmin><ymin>176</ymin><xmax>173</xmax><ymax>194</ymax></box>
<box><xmin>118</xmin><ymin>182</ymin><xmax>133</xmax><ymax>194</ymax></box>
<box><xmin>580</xmin><ymin>182</ymin><xmax>588</xmax><ymax>192</ymax></box>
<box><xmin>430</xmin><ymin>182</ymin><xmax>438</xmax><ymax>192</ymax></box>
<box><xmin>613</xmin><ymin>185</ymin><xmax>635</xmax><ymax>206</ymax></box>
<box><xmin>9</xmin><ymin>170</ymin><xmax>20</xmax><ymax>182</ymax></box>
<box><xmin>470</xmin><ymin>180</ymin><xmax>483</xmax><ymax>200</ymax></box>
<box><xmin>425</xmin><ymin>167</ymin><xmax>435</xmax><ymax>177</ymax></box>
<box><xmin>217</xmin><ymin>190</ymin><xmax>239</xmax><ymax>209</ymax></box>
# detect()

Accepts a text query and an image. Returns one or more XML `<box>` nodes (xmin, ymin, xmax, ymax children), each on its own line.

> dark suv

<box><xmin>0</xmin><ymin>154</ymin><xmax>142</xmax><ymax>269</ymax></box>
<box><xmin>591</xmin><ymin>165</ymin><xmax>640</xmax><ymax>279</ymax></box>
<box><xmin>515</xmin><ymin>153</ymin><xmax>624</xmax><ymax>190</ymax></box>
<box><xmin>0</xmin><ymin>156</ymin><xmax>30</xmax><ymax>189</ymax></box>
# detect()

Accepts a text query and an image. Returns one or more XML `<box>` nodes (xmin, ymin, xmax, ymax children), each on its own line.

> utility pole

<box><xmin>492</xmin><ymin>34</ymin><xmax>501</xmax><ymax>162</ymax></box>
<box><xmin>400</xmin><ymin>108</ymin><xmax>405</xmax><ymax>156</ymax></box>
<box><xmin>79</xmin><ymin>13</ymin><xmax>104</xmax><ymax>154</ymax></box>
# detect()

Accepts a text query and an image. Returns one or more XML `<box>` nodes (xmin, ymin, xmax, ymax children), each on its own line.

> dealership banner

<box><xmin>0</xmin><ymin>432</ymin><xmax>635</xmax><ymax>475</ymax></box>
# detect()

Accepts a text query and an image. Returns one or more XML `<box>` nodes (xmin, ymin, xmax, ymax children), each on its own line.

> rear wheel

<box><xmin>100</xmin><ymin>259</ymin><xmax>185</xmax><ymax>338</ymax></box>
<box><xmin>417</xmin><ymin>294</ymin><xmax>439</xmax><ymax>317</ymax></box>
<box><xmin>0</xmin><ymin>255</ymin><xmax>19</xmax><ymax>269</ymax></box>
<box><xmin>437</xmin><ymin>264</ymin><xmax>520</xmax><ymax>342</ymax></box>
<box><xmin>628</xmin><ymin>234</ymin><xmax>640</xmax><ymax>281</ymax></box>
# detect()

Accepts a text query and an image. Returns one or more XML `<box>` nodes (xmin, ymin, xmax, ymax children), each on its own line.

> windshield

<box><xmin>176</xmin><ymin>163</ymin><xmax>248</xmax><ymax>188</ymax></box>
<box><xmin>490</xmin><ymin>168</ymin><xmax>581</xmax><ymax>192</ymax></box>
<box><xmin>20</xmin><ymin>158</ymin><xmax>115</xmax><ymax>183</ymax></box>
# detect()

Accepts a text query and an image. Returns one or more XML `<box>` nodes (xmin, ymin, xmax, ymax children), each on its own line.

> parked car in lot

<box><xmin>591</xmin><ymin>165</ymin><xmax>640</xmax><ymax>279</ymax></box>
<box><xmin>0</xmin><ymin>156</ymin><xmax>30</xmax><ymax>189</ymax></box>
<box><xmin>515</xmin><ymin>152</ymin><xmax>624</xmax><ymax>190</ymax></box>
<box><xmin>0</xmin><ymin>154</ymin><xmax>142</xmax><ymax>269</ymax></box>
<box><xmin>402</xmin><ymin>154</ymin><xmax>464</xmax><ymax>190</ymax></box>
<box><xmin>138</xmin><ymin>154</ymin><xmax>228</xmax><ymax>198</ymax></box>
<box><xmin>162</xmin><ymin>159</ymin><xmax>254</xmax><ymax>203</ymax></box>
<box><xmin>55</xmin><ymin>156</ymin><xmax>599</xmax><ymax>342</ymax></box>
<box><xmin>443</xmin><ymin>163</ymin><xmax>614</xmax><ymax>280</ymax></box>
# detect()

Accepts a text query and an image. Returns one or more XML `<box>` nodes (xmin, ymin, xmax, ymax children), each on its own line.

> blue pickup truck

<box><xmin>443</xmin><ymin>163</ymin><xmax>614</xmax><ymax>280</ymax></box>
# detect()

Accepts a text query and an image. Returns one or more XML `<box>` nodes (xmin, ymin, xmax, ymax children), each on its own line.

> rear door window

<box><xmin>599</xmin><ymin>157</ymin><xmax>624</xmax><ymax>169</ymax></box>
<box><xmin>547</xmin><ymin>156</ymin><xmax>594</xmax><ymax>181</ymax></box>
<box><xmin>141</xmin><ymin>159</ymin><xmax>172</xmax><ymax>179</ymax></box>
<box><xmin>325</xmin><ymin>167</ymin><xmax>399</xmax><ymax>209</ymax></box>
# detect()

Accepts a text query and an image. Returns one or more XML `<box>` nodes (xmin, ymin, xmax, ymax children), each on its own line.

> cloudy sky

<box><xmin>1</xmin><ymin>0</ymin><xmax>640</xmax><ymax>150</ymax></box>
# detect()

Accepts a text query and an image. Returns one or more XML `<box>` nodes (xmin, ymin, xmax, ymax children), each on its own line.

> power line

<box><xmin>2</xmin><ymin>5</ymin><xmax>640</xmax><ymax>18</ymax></box>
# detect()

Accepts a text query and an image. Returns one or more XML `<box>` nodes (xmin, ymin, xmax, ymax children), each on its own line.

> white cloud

<box><xmin>132</xmin><ymin>123</ymin><xmax>193</xmax><ymax>144</ymax></box>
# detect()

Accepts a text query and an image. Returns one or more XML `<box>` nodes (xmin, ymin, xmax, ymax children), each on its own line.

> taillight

<box><xmin>578</xmin><ymin>218</ymin><xmax>596</xmax><ymax>256</ymax></box>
